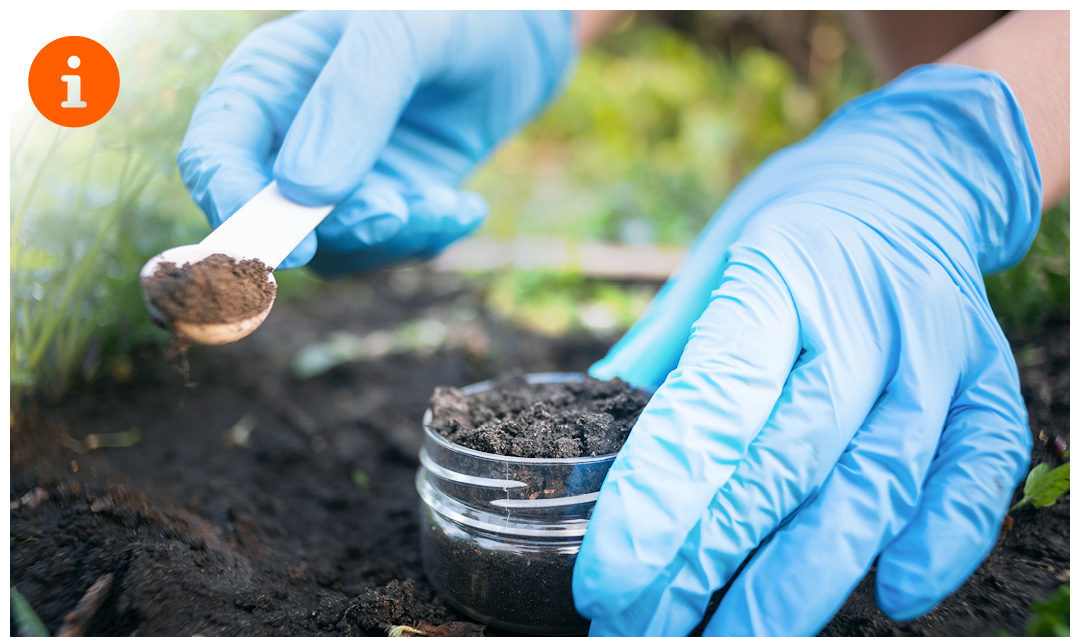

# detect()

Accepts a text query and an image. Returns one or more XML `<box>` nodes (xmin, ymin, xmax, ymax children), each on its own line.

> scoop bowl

<box><xmin>140</xmin><ymin>244</ymin><xmax>277</xmax><ymax>345</ymax></box>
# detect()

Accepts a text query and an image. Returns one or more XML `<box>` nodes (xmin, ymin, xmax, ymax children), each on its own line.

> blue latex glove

<box><xmin>177</xmin><ymin>10</ymin><xmax>575</xmax><ymax>274</ymax></box>
<box><xmin>575</xmin><ymin>65</ymin><xmax>1042</xmax><ymax>636</ymax></box>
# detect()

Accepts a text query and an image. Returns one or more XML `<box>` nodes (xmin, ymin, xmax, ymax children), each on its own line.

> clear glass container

<box><xmin>416</xmin><ymin>372</ymin><xmax>617</xmax><ymax>635</ymax></box>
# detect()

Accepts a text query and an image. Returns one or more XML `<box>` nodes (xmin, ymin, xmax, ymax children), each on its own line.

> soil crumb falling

<box><xmin>428</xmin><ymin>375</ymin><xmax>650</xmax><ymax>458</ymax></box>
<box><xmin>165</xmin><ymin>336</ymin><xmax>195</xmax><ymax>392</ymax></box>
<box><xmin>143</xmin><ymin>254</ymin><xmax>275</xmax><ymax>326</ymax></box>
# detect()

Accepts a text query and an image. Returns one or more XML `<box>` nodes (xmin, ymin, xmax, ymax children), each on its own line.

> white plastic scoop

<box><xmin>140</xmin><ymin>182</ymin><xmax>333</xmax><ymax>345</ymax></box>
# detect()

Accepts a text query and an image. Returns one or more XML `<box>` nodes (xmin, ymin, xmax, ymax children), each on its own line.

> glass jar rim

<box><xmin>421</xmin><ymin>372</ymin><xmax>621</xmax><ymax>466</ymax></box>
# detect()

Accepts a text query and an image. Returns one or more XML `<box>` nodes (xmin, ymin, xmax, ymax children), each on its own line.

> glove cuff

<box><xmin>813</xmin><ymin>64</ymin><xmax>1043</xmax><ymax>274</ymax></box>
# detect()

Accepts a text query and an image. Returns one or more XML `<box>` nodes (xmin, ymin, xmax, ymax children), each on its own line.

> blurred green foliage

<box><xmin>985</xmin><ymin>198</ymin><xmax>1070</xmax><ymax>337</ymax></box>
<box><xmin>998</xmin><ymin>585</ymin><xmax>1070</xmax><ymax>637</ymax></box>
<box><xmin>1023</xmin><ymin>585</ymin><xmax>1069</xmax><ymax>637</ymax></box>
<box><xmin>9</xmin><ymin>11</ymin><xmax>1070</xmax><ymax>397</ymax></box>
<box><xmin>482</xmin><ymin>269</ymin><xmax>657</xmax><ymax>338</ymax></box>
<box><xmin>10</xmin><ymin>11</ymin><xmax>314</xmax><ymax>396</ymax></box>
<box><xmin>471</xmin><ymin>12</ymin><xmax>875</xmax><ymax>247</ymax></box>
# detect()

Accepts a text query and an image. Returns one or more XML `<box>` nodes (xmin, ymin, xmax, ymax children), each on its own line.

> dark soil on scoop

<box><xmin>143</xmin><ymin>253</ymin><xmax>275</xmax><ymax>324</ymax></box>
<box><xmin>428</xmin><ymin>376</ymin><xmax>650</xmax><ymax>458</ymax></box>
<box><xmin>10</xmin><ymin>268</ymin><xmax>1069</xmax><ymax>636</ymax></box>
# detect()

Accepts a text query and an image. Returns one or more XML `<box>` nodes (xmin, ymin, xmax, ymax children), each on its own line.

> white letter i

<box><xmin>61</xmin><ymin>55</ymin><xmax>87</xmax><ymax>109</ymax></box>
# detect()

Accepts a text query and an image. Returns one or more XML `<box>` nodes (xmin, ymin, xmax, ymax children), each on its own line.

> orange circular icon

<box><xmin>28</xmin><ymin>36</ymin><xmax>119</xmax><ymax>128</ymax></box>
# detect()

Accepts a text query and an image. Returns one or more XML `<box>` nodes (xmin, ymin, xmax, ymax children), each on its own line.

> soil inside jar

<box><xmin>427</xmin><ymin>375</ymin><xmax>650</xmax><ymax>458</ymax></box>
<box><xmin>143</xmin><ymin>254</ymin><xmax>275</xmax><ymax>326</ymax></box>
<box><xmin>421</xmin><ymin>508</ymin><xmax>585</xmax><ymax>636</ymax></box>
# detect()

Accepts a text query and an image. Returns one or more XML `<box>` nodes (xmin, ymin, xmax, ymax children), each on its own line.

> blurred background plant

<box><xmin>10</xmin><ymin>10</ymin><xmax>1069</xmax><ymax>399</ymax></box>
<box><xmin>11</xmin><ymin>11</ymin><xmax>315</xmax><ymax>397</ymax></box>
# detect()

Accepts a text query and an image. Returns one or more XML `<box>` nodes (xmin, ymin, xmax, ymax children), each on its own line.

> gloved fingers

<box><xmin>589</xmin><ymin>340</ymin><xmax>893</xmax><ymax>636</ymax></box>
<box><xmin>276</xmin><ymin>231</ymin><xmax>319</xmax><ymax>270</ymax></box>
<box><xmin>177</xmin><ymin>11</ymin><xmax>343</xmax><ymax>227</ymax></box>
<box><xmin>280</xmin><ymin>169</ymin><xmax>412</xmax><ymax>270</ymax></box>
<box><xmin>875</xmin><ymin>341</ymin><xmax>1030</xmax><ymax>620</ymax></box>
<box><xmin>313</xmin><ymin>176</ymin><xmax>409</xmax><ymax>250</ymax></box>
<box><xmin>703</xmin><ymin>367</ymin><xmax>955</xmax><ymax>637</ymax></box>
<box><xmin>574</xmin><ymin>250</ymin><xmax>800</xmax><ymax>620</ymax></box>
<box><xmin>177</xmin><ymin>85</ymin><xmax>271</xmax><ymax>228</ymax></box>
<box><xmin>409</xmin><ymin>189</ymin><xmax>490</xmax><ymax>259</ymax></box>
<box><xmin>589</xmin><ymin>204</ymin><xmax>767</xmax><ymax>391</ymax></box>
<box><xmin>274</xmin><ymin>15</ymin><xmax>421</xmax><ymax>206</ymax></box>
<box><xmin>307</xmin><ymin>182</ymin><xmax>487</xmax><ymax>276</ymax></box>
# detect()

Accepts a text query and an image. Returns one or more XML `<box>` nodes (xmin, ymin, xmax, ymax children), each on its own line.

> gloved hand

<box><xmin>178</xmin><ymin>10</ymin><xmax>576</xmax><ymax>274</ymax></box>
<box><xmin>576</xmin><ymin>65</ymin><xmax>1042</xmax><ymax>636</ymax></box>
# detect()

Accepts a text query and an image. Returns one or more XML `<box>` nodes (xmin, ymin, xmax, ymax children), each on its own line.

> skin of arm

<box><xmin>940</xmin><ymin>10</ymin><xmax>1069</xmax><ymax>207</ymax></box>
<box><xmin>853</xmin><ymin>10</ymin><xmax>1069</xmax><ymax>206</ymax></box>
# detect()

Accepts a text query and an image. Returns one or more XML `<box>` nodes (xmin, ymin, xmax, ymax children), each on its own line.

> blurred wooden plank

<box><xmin>430</xmin><ymin>238</ymin><xmax>687</xmax><ymax>281</ymax></box>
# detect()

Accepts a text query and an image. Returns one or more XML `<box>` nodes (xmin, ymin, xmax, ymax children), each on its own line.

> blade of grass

<box><xmin>24</xmin><ymin>158</ymin><xmax>153</xmax><ymax>374</ymax></box>
<box><xmin>12</xmin><ymin>114</ymin><xmax>37</xmax><ymax>165</ymax></box>
<box><xmin>11</xmin><ymin>587</ymin><xmax>49</xmax><ymax>637</ymax></box>
<box><xmin>11</xmin><ymin>126</ymin><xmax>64</xmax><ymax>249</ymax></box>
<box><xmin>22</xmin><ymin>144</ymin><xmax>122</xmax><ymax>358</ymax></box>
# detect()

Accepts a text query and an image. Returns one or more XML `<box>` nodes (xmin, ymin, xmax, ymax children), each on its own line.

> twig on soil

<box><xmin>56</xmin><ymin>573</ymin><xmax>114</xmax><ymax>637</ymax></box>
<box><xmin>61</xmin><ymin>428</ymin><xmax>140</xmax><ymax>453</ymax></box>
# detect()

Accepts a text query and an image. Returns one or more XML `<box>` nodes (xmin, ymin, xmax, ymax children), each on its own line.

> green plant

<box><xmin>1025</xmin><ymin>585</ymin><xmax>1070</xmax><ymax>637</ymax></box>
<box><xmin>998</xmin><ymin>585</ymin><xmax>1070</xmax><ymax>637</ymax></box>
<box><xmin>1010</xmin><ymin>460</ymin><xmax>1070</xmax><ymax>513</ymax></box>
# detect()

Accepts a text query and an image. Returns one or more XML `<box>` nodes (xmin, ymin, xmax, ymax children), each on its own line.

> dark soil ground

<box><xmin>10</xmin><ymin>268</ymin><xmax>1069</xmax><ymax>636</ymax></box>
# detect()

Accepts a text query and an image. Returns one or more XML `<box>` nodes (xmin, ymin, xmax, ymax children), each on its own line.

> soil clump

<box><xmin>346</xmin><ymin>580</ymin><xmax>483</xmax><ymax>637</ymax></box>
<box><xmin>428</xmin><ymin>375</ymin><xmax>649</xmax><ymax>458</ymax></box>
<box><xmin>143</xmin><ymin>253</ymin><xmax>275</xmax><ymax>325</ymax></box>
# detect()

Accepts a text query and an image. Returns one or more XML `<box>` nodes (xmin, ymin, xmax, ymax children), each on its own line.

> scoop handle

<box><xmin>197</xmin><ymin>182</ymin><xmax>334</xmax><ymax>268</ymax></box>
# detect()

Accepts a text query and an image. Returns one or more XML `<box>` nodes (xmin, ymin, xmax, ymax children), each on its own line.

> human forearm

<box><xmin>940</xmin><ymin>10</ymin><xmax>1069</xmax><ymax>207</ymax></box>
